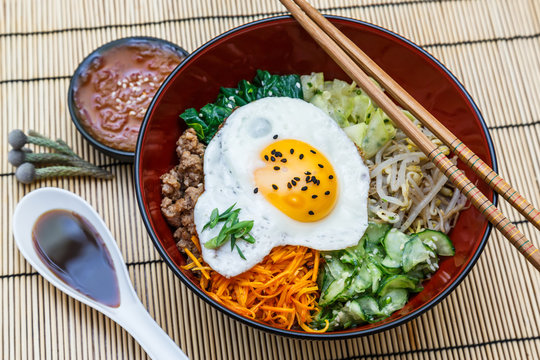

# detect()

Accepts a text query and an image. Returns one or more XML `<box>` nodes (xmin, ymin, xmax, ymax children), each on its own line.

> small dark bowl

<box><xmin>135</xmin><ymin>16</ymin><xmax>497</xmax><ymax>339</ymax></box>
<box><xmin>68</xmin><ymin>36</ymin><xmax>189</xmax><ymax>162</ymax></box>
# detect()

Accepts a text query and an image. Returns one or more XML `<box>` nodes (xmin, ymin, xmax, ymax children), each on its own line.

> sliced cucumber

<box><xmin>328</xmin><ymin>300</ymin><xmax>366</xmax><ymax>330</ymax></box>
<box><xmin>379</xmin><ymin>288</ymin><xmax>408</xmax><ymax>316</ymax></box>
<box><xmin>367</xmin><ymin>262</ymin><xmax>383</xmax><ymax>293</ymax></box>
<box><xmin>380</xmin><ymin>257</ymin><xmax>401</xmax><ymax>272</ymax></box>
<box><xmin>325</xmin><ymin>256</ymin><xmax>351</xmax><ymax>280</ymax></box>
<box><xmin>405</xmin><ymin>268</ymin><xmax>425</xmax><ymax>280</ymax></box>
<box><xmin>344</xmin><ymin>300</ymin><xmax>366</xmax><ymax>322</ymax></box>
<box><xmin>319</xmin><ymin>277</ymin><xmax>348</xmax><ymax>306</ymax></box>
<box><xmin>382</xmin><ymin>228</ymin><xmax>410</xmax><ymax>263</ymax></box>
<box><xmin>364</xmin><ymin>222</ymin><xmax>392</xmax><ymax>247</ymax></box>
<box><xmin>402</xmin><ymin>236</ymin><xmax>438</xmax><ymax>272</ymax></box>
<box><xmin>416</xmin><ymin>229</ymin><xmax>455</xmax><ymax>256</ymax></box>
<box><xmin>319</xmin><ymin>265</ymin><xmax>335</xmax><ymax>294</ymax></box>
<box><xmin>339</xmin><ymin>249</ymin><xmax>361</xmax><ymax>266</ymax></box>
<box><xmin>349</xmin><ymin>263</ymin><xmax>372</xmax><ymax>293</ymax></box>
<box><xmin>377</xmin><ymin>274</ymin><xmax>419</xmax><ymax>297</ymax></box>
<box><xmin>347</xmin><ymin>236</ymin><xmax>366</xmax><ymax>259</ymax></box>
<box><xmin>357</xmin><ymin>296</ymin><xmax>381</xmax><ymax>322</ymax></box>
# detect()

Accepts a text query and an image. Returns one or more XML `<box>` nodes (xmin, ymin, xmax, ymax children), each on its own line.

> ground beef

<box><xmin>160</xmin><ymin>128</ymin><xmax>205</xmax><ymax>260</ymax></box>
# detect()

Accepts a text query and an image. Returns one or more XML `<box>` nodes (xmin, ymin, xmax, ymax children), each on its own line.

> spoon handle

<box><xmin>115</xmin><ymin>300</ymin><xmax>189</xmax><ymax>360</ymax></box>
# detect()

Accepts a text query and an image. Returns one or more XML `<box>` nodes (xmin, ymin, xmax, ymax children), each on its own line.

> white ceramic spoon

<box><xmin>13</xmin><ymin>187</ymin><xmax>189</xmax><ymax>360</ymax></box>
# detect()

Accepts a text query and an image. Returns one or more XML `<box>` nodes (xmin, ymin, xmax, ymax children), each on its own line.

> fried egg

<box><xmin>194</xmin><ymin>97</ymin><xmax>370</xmax><ymax>277</ymax></box>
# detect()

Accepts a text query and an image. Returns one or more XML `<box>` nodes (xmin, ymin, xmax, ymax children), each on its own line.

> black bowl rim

<box><xmin>67</xmin><ymin>36</ymin><xmax>189</xmax><ymax>162</ymax></box>
<box><xmin>134</xmin><ymin>15</ymin><xmax>497</xmax><ymax>340</ymax></box>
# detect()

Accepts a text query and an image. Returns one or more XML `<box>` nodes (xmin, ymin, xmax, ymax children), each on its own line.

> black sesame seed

<box><xmin>264</xmin><ymin>155</ymin><xmax>269</xmax><ymax>161</ymax></box>
<box><xmin>287</xmin><ymin>182</ymin><xmax>292</xmax><ymax>189</ymax></box>
<box><xmin>275</xmin><ymin>151</ymin><xmax>282</xmax><ymax>157</ymax></box>
<box><xmin>308</xmin><ymin>211</ymin><xmax>314</xmax><ymax>215</ymax></box>
<box><xmin>271</xmin><ymin>156</ymin><xmax>276</xmax><ymax>161</ymax></box>
<box><xmin>290</xmin><ymin>149</ymin><xmax>294</xmax><ymax>154</ymax></box>
<box><xmin>299</xmin><ymin>154</ymin><xmax>304</xmax><ymax>159</ymax></box>
<box><xmin>312</xmin><ymin>195</ymin><xmax>318</xmax><ymax>199</ymax></box>
<box><xmin>310</xmin><ymin>150</ymin><xmax>317</xmax><ymax>154</ymax></box>
<box><xmin>306</xmin><ymin>176</ymin><xmax>311</xmax><ymax>182</ymax></box>
<box><xmin>325</xmin><ymin>191</ymin><xmax>330</xmax><ymax>195</ymax></box>
<box><xmin>305</xmin><ymin>171</ymin><xmax>311</xmax><ymax>175</ymax></box>
<box><xmin>273</xmin><ymin>134</ymin><xmax>278</xmax><ymax>139</ymax></box>
<box><xmin>316</xmin><ymin>180</ymin><xmax>320</xmax><ymax>186</ymax></box>
<box><xmin>291</xmin><ymin>180</ymin><xmax>297</xmax><ymax>186</ymax></box>
<box><xmin>294</xmin><ymin>177</ymin><xmax>300</xmax><ymax>181</ymax></box>
<box><xmin>274</xmin><ymin>166</ymin><xmax>280</xmax><ymax>171</ymax></box>
<box><xmin>329</xmin><ymin>175</ymin><xmax>334</xmax><ymax>179</ymax></box>
<box><xmin>271</xmin><ymin>149</ymin><xmax>276</xmax><ymax>155</ymax></box>
<box><xmin>253</xmin><ymin>188</ymin><xmax>259</xmax><ymax>194</ymax></box>
<box><xmin>318</xmin><ymin>164</ymin><xmax>324</xmax><ymax>168</ymax></box>
<box><xmin>272</xmin><ymin>184</ymin><xmax>278</xmax><ymax>190</ymax></box>
<box><xmin>301</xmin><ymin>186</ymin><xmax>308</xmax><ymax>191</ymax></box>
<box><xmin>281</xmin><ymin>158</ymin><xmax>287</xmax><ymax>163</ymax></box>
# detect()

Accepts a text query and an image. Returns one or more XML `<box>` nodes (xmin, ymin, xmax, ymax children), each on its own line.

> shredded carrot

<box><xmin>299</xmin><ymin>319</ymin><xmax>329</xmax><ymax>333</ymax></box>
<box><xmin>184</xmin><ymin>248</ymin><xmax>210</xmax><ymax>280</ymax></box>
<box><xmin>190</xmin><ymin>235</ymin><xmax>201</xmax><ymax>253</ymax></box>
<box><xmin>185</xmin><ymin>243</ymin><xmax>325</xmax><ymax>331</ymax></box>
<box><xmin>312</xmin><ymin>250</ymin><xmax>320</xmax><ymax>282</ymax></box>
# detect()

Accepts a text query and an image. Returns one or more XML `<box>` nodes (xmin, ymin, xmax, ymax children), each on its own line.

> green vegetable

<box><xmin>202</xmin><ymin>204</ymin><xmax>255</xmax><ymax>259</ymax></box>
<box><xmin>361</xmin><ymin>108</ymin><xmax>396</xmax><ymax>159</ymax></box>
<box><xmin>382</xmin><ymin>228</ymin><xmax>409</xmax><ymax>264</ymax></box>
<box><xmin>415</xmin><ymin>229</ymin><xmax>455</xmax><ymax>256</ymax></box>
<box><xmin>313</xmin><ymin>223</ymin><xmax>445</xmax><ymax>331</ymax></box>
<box><xmin>181</xmin><ymin>70</ymin><xmax>303</xmax><ymax>143</ymax></box>
<box><xmin>301</xmin><ymin>72</ymin><xmax>402</xmax><ymax>159</ymax></box>
<box><xmin>401</xmin><ymin>236</ymin><xmax>437</xmax><ymax>273</ymax></box>
<box><xmin>377</xmin><ymin>274</ymin><xmax>420</xmax><ymax>297</ymax></box>
<box><xmin>343</xmin><ymin>123</ymin><xmax>368</xmax><ymax>147</ymax></box>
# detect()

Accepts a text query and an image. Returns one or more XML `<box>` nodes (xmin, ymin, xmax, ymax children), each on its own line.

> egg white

<box><xmin>194</xmin><ymin>97</ymin><xmax>370</xmax><ymax>278</ymax></box>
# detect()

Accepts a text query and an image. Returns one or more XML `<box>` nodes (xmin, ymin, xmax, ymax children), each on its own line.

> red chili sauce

<box><xmin>73</xmin><ymin>40</ymin><xmax>185</xmax><ymax>152</ymax></box>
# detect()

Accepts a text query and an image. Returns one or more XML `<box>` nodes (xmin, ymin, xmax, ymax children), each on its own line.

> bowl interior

<box><xmin>136</xmin><ymin>16</ymin><xmax>495</xmax><ymax>338</ymax></box>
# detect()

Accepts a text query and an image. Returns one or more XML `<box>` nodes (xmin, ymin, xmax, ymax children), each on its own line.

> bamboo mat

<box><xmin>1</xmin><ymin>0</ymin><xmax>540</xmax><ymax>359</ymax></box>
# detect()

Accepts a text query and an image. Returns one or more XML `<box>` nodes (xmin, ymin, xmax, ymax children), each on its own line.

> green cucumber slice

<box><xmin>357</xmin><ymin>296</ymin><xmax>381</xmax><ymax>322</ymax></box>
<box><xmin>350</xmin><ymin>263</ymin><xmax>373</xmax><ymax>293</ymax></box>
<box><xmin>367</xmin><ymin>262</ymin><xmax>383</xmax><ymax>293</ymax></box>
<box><xmin>344</xmin><ymin>300</ymin><xmax>366</xmax><ymax>322</ymax></box>
<box><xmin>346</xmin><ymin>236</ymin><xmax>366</xmax><ymax>259</ymax></box>
<box><xmin>416</xmin><ymin>229</ymin><xmax>455</xmax><ymax>256</ymax></box>
<box><xmin>380</xmin><ymin>257</ymin><xmax>401</xmax><ymax>271</ymax></box>
<box><xmin>379</xmin><ymin>288</ymin><xmax>408</xmax><ymax>316</ymax></box>
<box><xmin>377</xmin><ymin>274</ymin><xmax>419</xmax><ymax>297</ymax></box>
<box><xmin>339</xmin><ymin>249</ymin><xmax>361</xmax><ymax>266</ymax></box>
<box><xmin>365</xmin><ymin>222</ymin><xmax>392</xmax><ymax>246</ymax></box>
<box><xmin>383</xmin><ymin>228</ymin><xmax>410</xmax><ymax>262</ymax></box>
<box><xmin>402</xmin><ymin>236</ymin><xmax>438</xmax><ymax>272</ymax></box>
<box><xmin>319</xmin><ymin>277</ymin><xmax>348</xmax><ymax>306</ymax></box>
<box><xmin>325</xmin><ymin>256</ymin><xmax>350</xmax><ymax>280</ymax></box>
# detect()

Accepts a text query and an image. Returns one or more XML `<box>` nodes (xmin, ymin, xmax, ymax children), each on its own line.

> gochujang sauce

<box><xmin>32</xmin><ymin>210</ymin><xmax>120</xmax><ymax>307</ymax></box>
<box><xmin>73</xmin><ymin>40</ymin><xmax>185</xmax><ymax>152</ymax></box>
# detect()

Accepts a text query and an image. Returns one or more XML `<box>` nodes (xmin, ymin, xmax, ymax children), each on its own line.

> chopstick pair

<box><xmin>280</xmin><ymin>0</ymin><xmax>540</xmax><ymax>271</ymax></box>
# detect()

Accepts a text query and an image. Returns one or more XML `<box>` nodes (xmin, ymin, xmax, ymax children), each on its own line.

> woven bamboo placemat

<box><xmin>1</xmin><ymin>0</ymin><xmax>540</xmax><ymax>359</ymax></box>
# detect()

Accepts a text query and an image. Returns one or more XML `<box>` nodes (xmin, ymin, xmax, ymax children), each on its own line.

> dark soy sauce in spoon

<box><xmin>32</xmin><ymin>210</ymin><xmax>120</xmax><ymax>307</ymax></box>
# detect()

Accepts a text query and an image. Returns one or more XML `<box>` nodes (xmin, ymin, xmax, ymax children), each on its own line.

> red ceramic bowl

<box><xmin>135</xmin><ymin>15</ymin><xmax>496</xmax><ymax>339</ymax></box>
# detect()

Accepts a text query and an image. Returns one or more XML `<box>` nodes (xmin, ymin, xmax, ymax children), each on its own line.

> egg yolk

<box><xmin>254</xmin><ymin>139</ymin><xmax>338</xmax><ymax>222</ymax></box>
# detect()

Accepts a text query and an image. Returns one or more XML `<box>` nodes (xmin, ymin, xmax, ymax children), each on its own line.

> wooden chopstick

<box><xmin>291</xmin><ymin>0</ymin><xmax>540</xmax><ymax>233</ymax></box>
<box><xmin>280</xmin><ymin>0</ymin><xmax>540</xmax><ymax>271</ymax></box>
